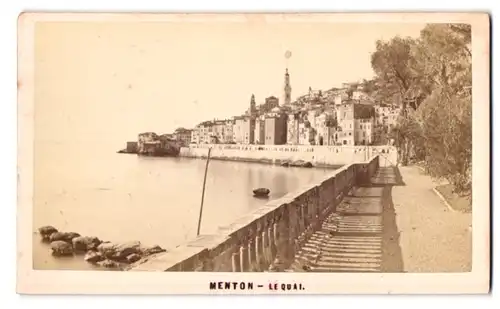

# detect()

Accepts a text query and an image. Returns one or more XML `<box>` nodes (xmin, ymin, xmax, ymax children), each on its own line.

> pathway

<box><xmin>288</xmin><ymin>166</ymin><xmax>472</xmax><ymax>272</ymax></box>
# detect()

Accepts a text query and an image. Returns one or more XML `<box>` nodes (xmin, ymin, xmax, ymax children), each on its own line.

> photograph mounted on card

<box><xmin>17</xmin><ymin>12</ymin><xmax>490</xmax><ymax>294</ymax></box>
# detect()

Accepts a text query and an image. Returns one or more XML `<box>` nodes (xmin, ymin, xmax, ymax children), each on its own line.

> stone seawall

<box><xmin>180</xmin><ymin>144</ymin><xmax>397</xmax><ymax>167</ymax></box>
<box><xmin>130</xmin><ymin>155</ymin><xmax>380</xmax><ymax>272</ymax></box>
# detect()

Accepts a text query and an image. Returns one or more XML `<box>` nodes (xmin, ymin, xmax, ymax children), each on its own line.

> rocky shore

<box><xmin>37</xmin><ymin>226</ymin><xmax>167</xmax><ymax>271</ymax></box>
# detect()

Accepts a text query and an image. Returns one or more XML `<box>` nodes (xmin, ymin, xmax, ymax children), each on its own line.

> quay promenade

<box><xmin>179</xmin><ymin>144</ymin><xmax>398</xmax><ymax>167</ymax></box>
<box><xmin>288</xmin><ymin>166</ymin><xmax>472</xmax><ymax>272</ymax></box>
<box><xmin>131</xmin><ymin>155</ymin><xmax>472</xmax><ymax>272</ymax></box>
<box><xmin>131</xmin><ymin>155</ymin><xmax>380</xmax><ymax>271</ymax></box>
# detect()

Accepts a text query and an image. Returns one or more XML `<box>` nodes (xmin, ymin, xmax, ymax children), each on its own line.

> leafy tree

<box><xmin>371</xmin><ymin>36</ymin><xmax>420</xmax><ymax>109</ymax></box>
<box><xmin>371</xmin><ymin>23</ymin><xmax>472</xmax><ymax>194</ymax></box>
<box><xmin>412</xmin><ymin>24</ymin><xmax>472</xmax><ymax>97</ymax></box>
<box><xmin>418</xmin><ymin>88</ymin><xmax>472</xmax><ymax>192</ymax></box>
<box><xmin>414</xmin><ymin>24</ymin><xmax>472</xmax><ymax>193</ymax></box>
<box><xmin>345</xmin><ymin>83</ymin><xmax>358</xmax><ymax>100</ymax></box>
<box><xmin>360</xmin><ymin>79</ymin><xmax>377</xmax><ymax>97</ymax></box>
<box><xmin>373</xmin><ymin>124</ymin><xmax>390</xmax><ymax>145</ymax></box>
<box><xmin>371</xmin><ymin>36</ymin><xmax>421</xmax><ymax>165</ymax></box>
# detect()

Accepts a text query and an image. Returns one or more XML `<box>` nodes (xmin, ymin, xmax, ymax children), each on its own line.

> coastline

<box><xmin>179</xmin><ymin>144</ymin><xmax>398</xmax><ymax>167</ymax></box>
<box><xmin>117</xmin><ymin>149</ymin><xmax>341</xmax><ymax>169</ymax></box>
<box><xmin>178</xmin><ymin>153</ymin><xmax>342</xmax><ymax>169</ymax></box>
<box><xmin>117</xmin><ymin>143</ymin><xmax>398</xmax><ymax>168</ymax></box>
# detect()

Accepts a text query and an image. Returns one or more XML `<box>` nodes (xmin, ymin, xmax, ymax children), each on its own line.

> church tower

<box><xmin>283</xmin><ymin>68</ymin><xmax>292</xmax><ymax>106</ymax></box>
<box><xmin>249</xmin><ymin>94</ymin><xmax>257</xmax><ymax>117</ymax></box>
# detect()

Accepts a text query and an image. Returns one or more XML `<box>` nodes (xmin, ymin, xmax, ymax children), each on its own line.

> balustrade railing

<box><xmin>131</xmin><ymin>155</ymin><xmax>380</xmax><ymax>272</ymax></box>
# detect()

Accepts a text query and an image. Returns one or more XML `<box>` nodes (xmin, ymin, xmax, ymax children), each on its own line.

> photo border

<box><xmin>16</xmin><ymin>12</ymin><xmax>490</xmax><ymax>294</ymax></box>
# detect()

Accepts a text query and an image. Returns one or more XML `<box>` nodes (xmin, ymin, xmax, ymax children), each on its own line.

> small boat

<box><xmin>253</xmin><ymin>188</ymin><xmax>270</xmax><ymax>198</ymax></box>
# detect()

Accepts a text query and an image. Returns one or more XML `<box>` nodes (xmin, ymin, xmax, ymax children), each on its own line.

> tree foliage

<box><xmin>371</xmin><ymin>36</ymin><xmax>421</xmax><ymax>109</ymax></box>
<box><xmin>370</xmin><ymin>23</ymin><xmax>472</xmax><ymax>194</ymax></box>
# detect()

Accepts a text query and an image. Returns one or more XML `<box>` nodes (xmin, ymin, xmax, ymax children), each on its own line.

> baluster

<box><xmin>268</xmin><ymin>225</ymin><xmax>276</xmax><ymax>265</ymax></box>
<box><xmin>248</xmin><ymin>239</ymin><xmax>256</xmax><ymax>271</ymax></box>
<box><xmin>240</xmin><ymin>245</ymin><xmax>249</xmax><ymax>272</ymax></box>
<box><xmin>286</xmin><ymin>206</ymin><xmax>296</xmax><ymax>263</ymax></box>
<box><xmin>276</xmin><ymin>220</ymin><xmax>289</xmax><ymax>270</ymax></box>
<box><xmin>255</xmin><ymin>233</ymin><xmax>264</xmax><ymax>271</ymax></box>
<box><xmin>262</xmin><ymin>230</ymin><xmax>270</xmax><ymax>267</ymax></box>
<box><xmin>232</xmin><ymin>252</ymin><xmax>241</xmax><ymax>272</ymax></box>
<box><xmin>299</xmin><ymin>205</ymin><xmax>306</xmax><ymax>236</ymax></box>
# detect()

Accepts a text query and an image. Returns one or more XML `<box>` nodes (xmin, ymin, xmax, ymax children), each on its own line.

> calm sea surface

<box><xmin>33</xmin><ymin>141</ymin><xmax>333</xmax><ymax>270</ymax></box>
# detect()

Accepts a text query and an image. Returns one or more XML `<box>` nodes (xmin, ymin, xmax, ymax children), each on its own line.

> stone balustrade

<box><xmin>130</xmin><ymin>155</ymin><xmax>380</xmax><ymax>272</ymax></box>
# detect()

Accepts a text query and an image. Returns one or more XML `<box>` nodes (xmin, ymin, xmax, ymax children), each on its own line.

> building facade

<box><xmin>374</xmin><ymin>103</ymin><xmax>401</xmax><ymax>130</ymax></box>
<box><xmin>286</xmin><ymin>113</ymin><xmax>300</xmax><ymax>145</ymax></box>
<box><xmin>173</xmin><ymin>128</ymin><xmax>192</xmax><ymax>146</ymax></box>
<box><xmin>298</xmin><ymin>121</ymin><xmax>314</xmax><ymax>145</ymax></box>
<box><xmin>223</xmin><ymin>119</ymin><xmax>234</xmax><ymax>143</ymax></box>
<box><xmin>242</xmin><ymin>117</ymin><xmax>255</xmax><ymax>144</ymax></box>
<box><xmin>208</xmin><ymin>121</ymin><xmax>229</xmax><ymax>144</ymax></box>
<box><xmin>191</xmin><ymin>127</ymin><xmax>200</xmax><ymax>144</ymax></box>
<box><xmin>254</xmin><ymin>115</ymin><xmax>266</xmax><ymax>145</ymax></box>
<box><xmin>233</xmin><ymin>117</ymin><xmax>245</xmax><ymax>144</ymax></box>
<box><xmin>354</xmin><ymin>118</ymin><xmax>374</xmax><ymax>145</ymax></box>
<box><xmin>264</xmin><ymin>113</ymin><xmax>287</xmax><ymax>145</ymax></box>
<box><xmin>336</xmin><ymin>102</ymin><xmax>375</xmax><ymax>146</ymax></box>
<box><xmin>315</xmin><ymin>112</ymin><xmax>337</xmax><ymax>146</ymax></box>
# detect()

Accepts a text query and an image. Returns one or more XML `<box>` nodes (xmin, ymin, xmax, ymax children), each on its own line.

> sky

<box><xmin>34</xmin><ymin>20</ymin><xmax>425</xmax><ymax>147</ymax></box>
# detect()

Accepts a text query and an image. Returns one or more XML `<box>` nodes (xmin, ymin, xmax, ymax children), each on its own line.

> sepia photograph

<box><xmin>17</xmin><ymin>12</ymin><xmax>490</xmax><ymax>294</ymax></box>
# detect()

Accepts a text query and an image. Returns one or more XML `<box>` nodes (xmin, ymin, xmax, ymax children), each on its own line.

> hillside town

<box><xmin>166</xmin><ymin>68</ymin><xmax>402</xmax><ymax>148</ymax></box>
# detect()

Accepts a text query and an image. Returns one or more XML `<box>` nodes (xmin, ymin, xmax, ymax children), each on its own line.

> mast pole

<box><xmin>196</xmin><ymin>147</ymin><xmax>212</xmax><ymax>236</ymax></box>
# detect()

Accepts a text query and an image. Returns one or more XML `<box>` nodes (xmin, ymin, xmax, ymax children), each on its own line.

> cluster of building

<box><xmin>135</xmin><ymin>132</ymin><xmax>182</xmax><ymax>156</ymax></box>
<box><xmin>165</xmin><ymin>68</ymin><xmax>402</xmax><ymax>147</ymax></box>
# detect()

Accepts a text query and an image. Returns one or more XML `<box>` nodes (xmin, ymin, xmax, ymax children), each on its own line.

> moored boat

<box><xmin>253</xmin><ymin>188</ymin><xmax>270</xmax><ymax>198</ymax></box>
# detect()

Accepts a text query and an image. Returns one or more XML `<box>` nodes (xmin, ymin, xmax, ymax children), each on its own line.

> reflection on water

<box><xmin>33</xmin><ymin>142</ymin><xmax>333</xmax><ymax>270</ymax></box>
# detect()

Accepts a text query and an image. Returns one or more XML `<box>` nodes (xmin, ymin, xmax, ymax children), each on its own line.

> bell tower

<box><xmin>283</xmin><ymin>68</ymin><xmax>292</xmax><ymax>106</ymax></box>
<box><xmin>249</xmin><ymin>94</ymin><xmax>257</xmax><ymax>117</ymax></box>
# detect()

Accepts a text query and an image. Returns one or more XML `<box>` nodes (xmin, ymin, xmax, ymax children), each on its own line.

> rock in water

<box><xmin>63</xmin><ymin>232</ymin><xmax>81</xmax><ymax>242</ymax></box>
<box><xmin>141</xmin><ymin>245</ymin><xmax>167</xmax><ymax>256</ymax></box>
<box><xmin>84</xmin><ymin>250</ymin><xmax>105</xmax><ymax>263</ymax></box>
<box><xmin>301</xmin><ymin>161</ymin><xmax>313</xmax><ymax>168</ymax></box>
<box><xmin>73</xmin><ymin>236</ymin><xmax>102</xmax><ymax>251</ymax></box>
<box><xmin>98</xmin><ymin>259</ymin><xmax>121</xmax><ymax>269</ymax></box>
<box><xmin>50</xmin><ymin>241</ymin><xmax>74</xmax><ymax>256</ymax></box>
<box><xmin>110</xmin><ymin>241</ymin><xmax>141</xmax><ymax>261</ymax></box>
<box><xmin>38</xmin><ymin>226</ymin><xmax>58</xmax><ymax>241</ymax></box>
<box><xmin>291</xmin><ymin>160</ymin><xmax>305</xmax><ymax>167</ymax></box>
<box><xmin>97</xmin><ymin>242</ymin><xmax>115</xmax><ymax>253</ymax></box>
<box><xmin>49</xmin><ymin>232</ymin><xmax>66</xmax><ymax>242</ymax></box>
<box><xmin>126</xmin><ymin>253</ymin><xmax>141</xmax><ymax>263</ymax></box>
<box><xmin>98</xmin><ymin>241</ymin><xmax>141</xmax><ymax>261</ymax></box>
<box><xmin>49</xmin><ymin>232</ymin><xmax>81</xmax><ymax>243</ymax></box>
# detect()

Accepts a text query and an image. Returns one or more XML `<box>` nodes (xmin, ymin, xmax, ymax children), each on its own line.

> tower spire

<box><xmin>283</xmin><ymin>68</ymin><xmax>291</xmax><ymax>106</ymax></box>
<box><xmin>249</xmin><ymin>94</ymin><xmax>256</xmax><ymax>117</ymax></box>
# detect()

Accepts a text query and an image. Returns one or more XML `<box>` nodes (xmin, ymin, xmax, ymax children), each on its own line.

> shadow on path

<box><xmin>288</xmin><ymin>166</ymin><xmax>405</xmax><ymax>273</ymax></box>
<box><xmin>371</xmin><ymin>166</ymin><xmax>405</xmax><ymax>272</ymax></box>
<box><xmin>379</xmin><ymin>185</ymin><xmax>404</xmax><ymax>272</ymax></box>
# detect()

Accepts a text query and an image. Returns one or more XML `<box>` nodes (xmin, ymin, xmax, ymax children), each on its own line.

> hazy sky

<box><xmin>34</xmin><ymin>21</ymin><xmax>425</xmax><ymax>146</ymax></box>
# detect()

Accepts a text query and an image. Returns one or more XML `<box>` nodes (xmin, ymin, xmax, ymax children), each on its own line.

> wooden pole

<box><xmin>196</xmin><ymin>147</ymin><xmax>212</xmax><ymax>236</ymax></box>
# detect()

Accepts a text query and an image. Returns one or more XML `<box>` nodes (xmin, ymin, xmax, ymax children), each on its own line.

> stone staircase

<box><xmin>287</xmin><ymin>167</ymin><xmax>396</xmax><ymax>272</ymax></box>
